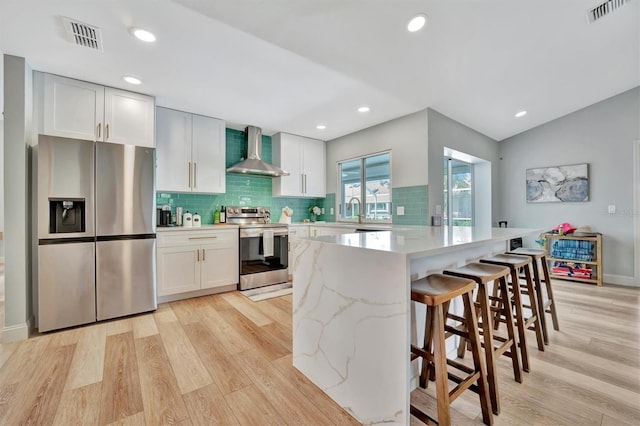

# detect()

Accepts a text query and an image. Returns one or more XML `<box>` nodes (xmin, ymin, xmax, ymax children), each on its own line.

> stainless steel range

<box><xmin>226</xmin><ymin>206</ymin><xmax>289</xmax><ymax>290</ymax></box>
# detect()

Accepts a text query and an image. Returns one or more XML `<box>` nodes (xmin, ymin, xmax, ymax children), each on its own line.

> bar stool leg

<box><xmin>506</xmin><ymin>267</ymin><xmax>531</xmax><ymax>373</ymax></box>
<box><xmin>522</xmin><ymin>265</ymin><xmax>545</xmax><ymax>351</ymax></box>
<box><xmin>496</xmin><ymin>276</ymin><xmax>522</xmax><ymax>384</ymax></box>
<box><xmin>463</xmin><ymin>291</ymin><xmax>493</xmax><ymax>426</ymax></box>
<box><xmin>476</xmin><ymin>282</ymin><xmax>500</xmax><ymax>415</ymax></box>
<box><xmin>530</xmin><ymin>258</ymin><xmax>549</xmax><ymax>345</ymax></box>
<box><xmin>540</xmin><ymin>257</ymin><xmax>560</xmax><ymax>331</ymax></box>
<box><xmin>419</xmin><ymin>304</ymin><xmax>435</xmax><ymax>388</ymax></box>
<box><xmin>433</xmin><ymin>303</ymin><xmax>451</xmax><ymax>426</ymax></box>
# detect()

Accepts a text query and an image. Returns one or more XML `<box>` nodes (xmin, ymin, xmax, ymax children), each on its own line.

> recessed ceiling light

<box><xmin>123</xmin><ymin>75</ymin><xmax>142</xmax><ymax>85</ymax></box>
<box><xmin>515</xmin><ymin>110</ymin><xmax>527</xmax><ymax>118</ymax></box>
<box><xmin>407</xmin><ymin>14</ymin><xmax>427</xmax><ymax>32</ymax></box>
<box><xmin>130</xmin><ymin>28</ymin><xmax>156</xmax><ymax>43</ymax></box>
<box><xmin>358</xmin><ymin>106</ymin><xmax>370</xmax><ymax>113</ymax></box>
<box><xmin>316</xmin><ymin>124</ymin><xmax>326</xmax><ymax>130</ymax></box>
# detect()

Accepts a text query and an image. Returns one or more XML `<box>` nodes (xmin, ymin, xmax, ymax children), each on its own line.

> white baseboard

<box><xmin>603</xmin><ymin>273</ymin><xmax>639</xmax><ymax>287</ymax></box>
<box><xmin>2</xmin><ymin>320</ymin><xmax>30</xmax><ymax>343</ymax></box>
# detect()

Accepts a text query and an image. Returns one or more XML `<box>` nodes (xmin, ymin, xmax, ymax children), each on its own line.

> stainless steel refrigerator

<box><xmin>37</xmin><ymin>135</ymin><xmax>157</xmax><ymax>332</ymax></box>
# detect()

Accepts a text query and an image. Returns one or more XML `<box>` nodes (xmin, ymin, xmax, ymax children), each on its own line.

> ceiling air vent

<box><xmin>587</xmin><ymin>0</ymin><xmax>632</xmax><ymax>23</ymax></box>
<box><xmin>62</xmin><ymin>17</ymin><xmax>103</xmax><ymax>51</ymax></box>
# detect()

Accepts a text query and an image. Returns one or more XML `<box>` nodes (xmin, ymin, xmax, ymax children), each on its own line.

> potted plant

<box><xmin>308</xmin><ymin>205</ymin><xmax>321</xmax><ymax>222</ymax></box>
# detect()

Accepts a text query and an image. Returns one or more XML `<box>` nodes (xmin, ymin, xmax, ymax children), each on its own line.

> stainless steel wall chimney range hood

<box><xmin>226</xmin><ymin>126</ymin><xmax>290</xmax><ymax>177</ymax></box>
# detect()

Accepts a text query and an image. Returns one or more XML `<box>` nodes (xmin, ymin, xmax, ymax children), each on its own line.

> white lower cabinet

<box><xmin>157</xmin><ymin>228</ymin><xmax>238</xmax><ymax>299</ymax></box>
<box><xmin>288</xmin><ymin>224</ymin><xmax>310</xmax><ymax>239</ymax></box>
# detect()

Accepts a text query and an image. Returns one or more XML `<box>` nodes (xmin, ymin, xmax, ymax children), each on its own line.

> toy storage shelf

<box><xmin>544</xmin><ymin>233</ymin><xmax>603</xmax><ymax>286</ymax></box>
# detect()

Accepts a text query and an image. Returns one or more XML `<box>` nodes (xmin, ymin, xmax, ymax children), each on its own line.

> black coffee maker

<box><xmin>156</xmin><ymin>206</ymin><xmax>172</xmax><ymax>227</ymax></box>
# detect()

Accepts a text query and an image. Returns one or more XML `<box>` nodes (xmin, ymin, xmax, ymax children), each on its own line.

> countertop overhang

<box><xmin>295</xmin><ymin>225</ymin><xmax>541</xmax><ymax>259</ymax></box>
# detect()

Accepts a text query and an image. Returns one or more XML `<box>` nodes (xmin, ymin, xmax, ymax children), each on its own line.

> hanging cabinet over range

<box><xmin>272</xmin><ymin>132</ymin><xmax>325</xmax><ymax>198</ymax></box>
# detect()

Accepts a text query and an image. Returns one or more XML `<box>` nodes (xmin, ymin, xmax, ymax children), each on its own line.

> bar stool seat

<box><xmin>480</xmin><ymin>254</ymin><xmax>545</xmax><ymax>373</ymax></box>
<box><xmin>508</xmin><ymin>247</ymin><xmax>560</xmax><ymax>345</ymax></box>
<box><xmin>444</xmin><ymin>262</ymin><xmax>522</xmax><ymax>415</ymax></box>
<box><xmin>410</xmin><ymin>274</ymin><xmax>493</xmax><ymax>425</ymax></box>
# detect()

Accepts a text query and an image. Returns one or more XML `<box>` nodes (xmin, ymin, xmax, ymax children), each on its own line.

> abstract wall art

<box><xmin>526</xmin><ymin>163</ymin><xmax>589</xmax><ymax>203</ymax></box>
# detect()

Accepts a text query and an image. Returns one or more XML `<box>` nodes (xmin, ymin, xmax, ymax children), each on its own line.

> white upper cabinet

<box><xmin>192</xmin><ymin>114</ymin><xmax>226</xmax><ymax>194</ymax></box>
<box><xmin>156</xmin><ymin>108</ymin><xmax>192</xmax><ymax>192</ymax></box>
<box><xmin>272</xmin><ymin>132</ymin><xmax>325</xmax><ymax>198</ymax></box>
<box><xmin>156</xmin><ymin>107</ymin><xmax>226</xmax><ymax>194</ymax></box>
<box><xmin>43</xmin><ymin>74</ymin><xmax>155</xmax><ymax>147</ymax></box>
<box><xmin>103</xmin><ymin>87</ymin><xmax>155</xmax><ymax>146</ymax></box>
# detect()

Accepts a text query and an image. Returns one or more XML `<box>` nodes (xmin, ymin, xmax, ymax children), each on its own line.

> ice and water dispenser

<box><xmin>48</xmin><ymin>198</ymin><xmax>86</xmax><ymax>234</ymax></box>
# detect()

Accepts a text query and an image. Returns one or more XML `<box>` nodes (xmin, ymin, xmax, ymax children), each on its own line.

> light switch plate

<box><xmin>397</xmin><ymin>206</ymin><xmax>405</xmax><ymax>216</ymax></box>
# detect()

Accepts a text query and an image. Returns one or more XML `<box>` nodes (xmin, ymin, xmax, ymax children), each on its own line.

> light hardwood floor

<box><xmin>0</xmin><ymin>280</ymin><xmax>638</xmax><ymax>425</ymax></box>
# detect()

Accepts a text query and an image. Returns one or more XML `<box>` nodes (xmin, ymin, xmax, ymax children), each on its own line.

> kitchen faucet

<box><xmin>347</xmin><ymin>197</ymin><xmax>363</xmax><ymax>224</ymax></box>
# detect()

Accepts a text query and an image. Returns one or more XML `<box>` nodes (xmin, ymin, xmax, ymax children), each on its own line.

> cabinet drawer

<box><xmin>158</xmin><ymin>229</ymin><xmax>238</xmax><ymax>248</ymax></box>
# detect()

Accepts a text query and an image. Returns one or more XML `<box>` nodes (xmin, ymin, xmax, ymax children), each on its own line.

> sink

<box><xmin>355</xmin><ymin>228</ymin><xmax>386</xmax><ymax>233</ymax></box>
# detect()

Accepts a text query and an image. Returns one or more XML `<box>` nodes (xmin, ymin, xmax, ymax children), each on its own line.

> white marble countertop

<box><xmin>156</xmin><ymin>224</ymin><xmax>239</xmax><ymax>232</ymax></box>
<box><xmin>297</xmin><ymin>225</ymin><xmax>540</xmax><ymax>259</ymax></box>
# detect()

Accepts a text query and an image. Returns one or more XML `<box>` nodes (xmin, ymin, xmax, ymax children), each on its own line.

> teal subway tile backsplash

<box><xmin>320</xmin><ymin>193</ymin><xmax>336</xmax><ymax>222</ymax></box>
<box><xmin>157</xmin><ymin>128</ymin><xmax>325</xmax><ymax>224</ymax></box>
<box><xmin>392</xmin><ymin>185</ymin><xmax>428</xmax><ymax>225</ymax></box>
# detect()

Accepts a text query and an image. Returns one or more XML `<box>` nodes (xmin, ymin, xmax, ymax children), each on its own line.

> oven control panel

<box><xmin>226</xmin><ymin>206</ymin><xmax>272</xmax><ymax>224</ymax></box>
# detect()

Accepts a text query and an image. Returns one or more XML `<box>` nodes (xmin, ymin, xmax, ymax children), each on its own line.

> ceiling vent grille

<box><xmin>587</xmin><ymin>0</ymin><xmax>632</xmax><ymax>23</ymax></box>
<box><xmin>62</xmin><ymin>17</ymin><xmax>103</xmax><ymax>51</ymax></box>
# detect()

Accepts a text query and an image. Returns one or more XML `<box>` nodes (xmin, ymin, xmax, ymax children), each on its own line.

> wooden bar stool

<box><xmin>444</xmin><ymin>263</ymin><xmax>522</xmax><ymax>415</ymax></box>
<box><xmin>480</xmin><ymin>254</ymin><xmax>545</xmax><ymax>373</ymax></box>
<box><xmin>410</xmin><ymin>274</ymin><xmax>493</xmax><ymax>426</ymax></box>
<box><xmin>508</xmin><ymin>247</ymin><xmax>560</xmax><ymax>345</ymax></box>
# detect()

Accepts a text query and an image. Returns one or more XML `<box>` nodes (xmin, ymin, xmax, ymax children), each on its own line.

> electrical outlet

<box><xmin>330</xmin><ymin>207</ymin><xmax>334</xmax><ymax>215</ymax></box>
<box><xmin>321</xmin><ymin>208</ymin><xmax>325</xmax><ymax>214</ymax></box>
<box><xmin>397</xmin><ymin>206</ymin><xmax>405</xmax><ymax>216</ymax></box>
<box><xmin>608</xmin><ymin>205</ymin><xmax>616</xmax><ymax>214</ymax></box>
<box><xmin>435</xmin><ymin>205</ymin><xmax>442</xmax><ymax>215</ymax></box>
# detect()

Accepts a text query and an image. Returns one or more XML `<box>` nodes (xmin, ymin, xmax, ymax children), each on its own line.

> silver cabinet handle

<box><xmin>194</xmin><ymin>162</ymin><xmax>197</xmax><ymax>188</ymax></box>
<box><xmin>196</xmin><ymin>249</ymin><xmax>200</xmax><ymax>262</ymax></box>
<box><xmin>188</xmin><ymin>236</ymin><xmax>218</xmax><ymax>240</ymax></box>
<box><xmin>97</xmin><ymin>123</ymin><xmax>102</xmax><ymax>139</ymax></box>
<box><xmin>202</xmin><ymin>248</ymin><xmax>205</xmax><ymax>261</ymax></box>
<box><xmin>301</xmin><ymin>174</ymin><xmax>304</xmax><ymax>194</ymax></box>
<box><xmin>304</xmin><ymin>174</ymin><xmax>307</xmax><ymax>194</ymax></box>
<box><xmin>188</xmin><ymin>162</ymin><xmax>192</xmax><ymax>188</ymax></box>
<box><xmin>106</xmin><ymin>124</ymin><xmax>110</xmax><ymax>140</ymax></box>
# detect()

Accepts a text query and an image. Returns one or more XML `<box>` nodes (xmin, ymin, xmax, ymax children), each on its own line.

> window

<box><xmin>444</xmin><ymin>157</ymin><xmax>473</xmax><ymax>226</ymax></box>
<box><xmin>338</xmin><ymin>151</ymin><xmax>391</xmax><ymax>223</ymax></box>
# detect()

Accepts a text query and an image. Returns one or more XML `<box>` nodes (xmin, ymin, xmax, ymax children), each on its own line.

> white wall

<box><xmin>427</xmin><ymin>109</ymin><xmax>501</xmax><ymax>226</ymax></box>
<box><xmin>3</xmin><ymin>54</ymin><xmax>33</xmax><ymax>342</ymax></box>
<box><xmin>499</xmin><ymin>87</ymin><xmax>640</xmax><ymax>283</ymax></box>
<box><xmin>0</xmin><ymin>120</ymin><xmax>4</xmax><ymax>259</ymax></box>
<box><xmin>326</xmin><ymin>110</ymin><xmax>428</xmax><ymax>191</ymax></box>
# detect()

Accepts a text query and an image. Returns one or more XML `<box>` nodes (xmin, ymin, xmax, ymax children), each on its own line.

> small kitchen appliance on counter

<box><xmin>226</xmin><ymin>206</ymin><xmax>289</xmax><ymax>290</ymax></box>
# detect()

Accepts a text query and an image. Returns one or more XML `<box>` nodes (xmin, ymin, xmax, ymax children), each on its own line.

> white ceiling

<box><xmin>0</xmin><ymin>0</ymin><xmax>638</xmax><ymax>141</ymax></box>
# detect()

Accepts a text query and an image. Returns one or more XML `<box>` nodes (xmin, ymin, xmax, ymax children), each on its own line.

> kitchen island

<box><xmin>290</xmin><ymin>226</ymin><xmax>539</xmax><ymax>425</ymax></box>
